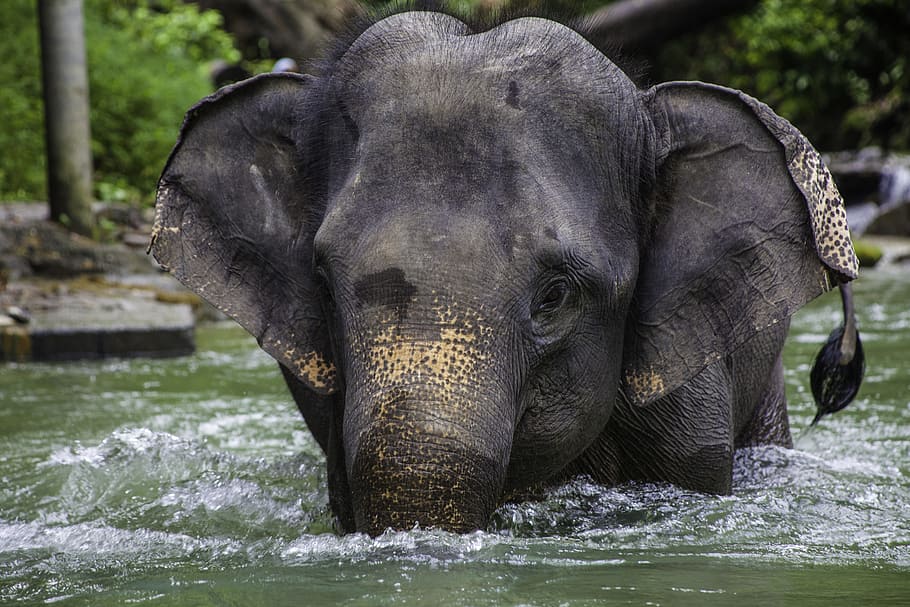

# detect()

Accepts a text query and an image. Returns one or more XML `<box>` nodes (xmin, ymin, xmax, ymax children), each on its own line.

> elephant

<box><xmin>150</xmin><ymin>10</ymin><xmax>861</xmax><ymax>536</ymax></box>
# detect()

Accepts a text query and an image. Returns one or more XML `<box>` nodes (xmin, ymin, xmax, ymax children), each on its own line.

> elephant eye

<box><xmin>314</xmin><ymin>265</ymin><xmax>337</xmax><ymax>308</ymax></box>
<box><xmin>534</xmin><ymin>278</ymin><xmax>570</xmax><ymax>316</ymax></box>
<box><xmin>314</xmin><ymin>264</ymin><xmax>330</xmax><ymax>289</ymax></box>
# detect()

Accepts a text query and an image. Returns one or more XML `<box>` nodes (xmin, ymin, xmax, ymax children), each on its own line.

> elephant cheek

<box><xmin>507</xmin><ymin>352</ymin><xmax>621</xmax><ymax>489</ymax></box>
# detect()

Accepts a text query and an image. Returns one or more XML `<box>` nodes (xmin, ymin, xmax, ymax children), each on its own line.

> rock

<box><xmin>93</xmin><ymin>201</ymin><xmax>145</xmax><ymax>230</ymax></box>
<box><xmin>122</xmin><ymin>232</ymin><xmax>152</xmax><ymax>248</ymax></box>
<box><xmin>854</xmin><ymin>235</ymin><xmax>910</xmax><ymax>267</ymax></box>
<box><xmin>825</xmin><ymin>149</ymin><xmax>910</xmax><ymax>237</ymax></box>
<box><xmin>0</xmin><ymin>203</ymin><xmax>199</xmax><ymax>363</ymax></box>
<box><xmin>0</xmin><ymin>254</ymin><xmax>34</xmax><ymax>282</ymax></box>
<box><xmin>825</xmin><ymin>147</ymin><xmax>888</xmax><ymax>206</ymax></box>
<box><xmin>0</xmin><ymin>293</ymin><xmax>195</xmax><ymax>362</ymax></box>
<box><xmin>0</xmin><ymin>202</ymin><xmax>48</xmax><ymax>224</ymax></box>
<box><xmin>880</xmin><ymin>163</ymin><xmax>910</xmax><ymax>208</ymax></box>
<box><xmin>865</xmin><ymin>201</ymin><xmax>910</xmax><ymax>237</ymax></box>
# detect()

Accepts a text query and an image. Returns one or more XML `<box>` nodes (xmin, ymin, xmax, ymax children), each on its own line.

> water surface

<box><xmin>1</xmin><ymin>268</ymin><xmax>908</xmax><ymax>605</ymax></box>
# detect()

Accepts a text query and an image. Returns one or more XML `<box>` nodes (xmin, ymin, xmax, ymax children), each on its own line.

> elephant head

<box><xmin>151</xmin><ymin>12</ymin><xmax>857</xmax><ymax>536</ymax></box>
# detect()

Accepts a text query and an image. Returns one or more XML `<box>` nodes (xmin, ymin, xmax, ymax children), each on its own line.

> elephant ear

<box><xmin>150</xmin><ymin>73</ymin><xmax>338</xmax><ymax>395</ymax></box>
<box><xmin>623</xmin><ymin>81</ymin><xmax>858</xmax><ymax>406</ymax></box>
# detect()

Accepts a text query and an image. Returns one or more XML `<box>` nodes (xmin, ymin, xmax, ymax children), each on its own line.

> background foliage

<box><xmin>1</xmin><ymin>0</ymin><xmax>908</xmax><ymax>204</ymax></box>
<box><xmin>0</xmin><ymin>1</ymin><xmax>45</xmax><ymax>201</ymax></box>
<box><xmin>0</xmin><ymin>0</ymin><xmax>238</xmax><ymax>202</ymax></box>
<box><xmin>87</xmin><ymin>0</ymin><xmax>240</xmax><ymax>203</ymax></box>
<box><xmin>655</xmin><ymin>0</ymin><xmax>910</xmax><ymax>152</ymax></box>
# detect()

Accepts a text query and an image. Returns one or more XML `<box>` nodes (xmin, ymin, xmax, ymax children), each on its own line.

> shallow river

<box><xmin>2</xmin><ymin>267</ymin><xmax>908</xmax><ymax>605</ymax></box>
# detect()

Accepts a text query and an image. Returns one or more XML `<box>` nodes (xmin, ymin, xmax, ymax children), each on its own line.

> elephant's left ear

<box><xmin>623</xmin><ymin>81</ymin><xmax>858</xmax><ymax>407</ymax></box>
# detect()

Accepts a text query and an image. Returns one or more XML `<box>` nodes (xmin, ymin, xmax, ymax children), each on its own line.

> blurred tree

<box><xmin>86</xmin><ymin>0</ymin><xmax>241</xmax><ymax>203</ymax></box>
<box><xmin>0</xmin><ymin>0</ymin><xmax>240</xmax><ymax>206</ymax></box>
<box><xmin>194</xmin><ymin>0</ymin><xmax>360</xmax><ymax>65</ymax></box>
<box><xmin>39</xmin><ymin>0</ymin><xmax>95</xmax><ymax>236</ymax></box>
<box><xmin>583</xmin><ymin>0</ymin><xmax>759</xmax><ymax>53</ymax></box>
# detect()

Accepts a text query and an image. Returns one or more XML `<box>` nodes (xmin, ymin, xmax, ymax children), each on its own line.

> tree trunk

<box><xmin>585</xmin><ymin>0</ymin><xmax>760</xmax><ymax>52</ymax></box>
<box><xmin>38</xmin><ymin>0</ymin><xmax>95</xmax><ymax>237</ymax></box>
<box><xmin>194</xmin><ymin>0</ymin><xmax>362</xmax><ymax>64</ymax></box>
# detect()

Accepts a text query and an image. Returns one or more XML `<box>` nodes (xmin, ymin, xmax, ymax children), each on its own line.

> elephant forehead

<box><xmin>339</xmin><ymin>213</ymin><xmax>510</xmax><ymax>287</ymax></box>
<box><xmin>336</xmin><ymin>13</ymin><xmax>636</xmax><ymax>130</ymax></box>
<box><xmin>316</xmin><ymin>123</ymin><xmax>614</xmax><ymax>281</ymax></box>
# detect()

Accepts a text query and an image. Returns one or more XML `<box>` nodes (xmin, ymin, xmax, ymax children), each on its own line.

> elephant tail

<box><xmin>809</xmin><ymin>283</ymin><xmax>865</xmax><ymax>426</ymax></box>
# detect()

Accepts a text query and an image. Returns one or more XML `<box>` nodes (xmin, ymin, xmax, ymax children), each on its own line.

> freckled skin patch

<box><xmin>294</xmin><ymin>351</ymin><xmax>338</xmax><ymax>393</ymax></box>
<box><xmin>789</xmin><ymin>145</ymin><xmax>858</xmax><ymax>278</ymax></box>
<box><xmin>350</xmin><ymin>299</ymin><xmax>498</xmax><ymax>421</ymax></box>
<box><xmin>274</xmin><ymin>344</ymin><xmax>338</xmax><ymax>394</ymax></box>
<box><xmin>363</xmin><ymin>320</ymin><xmax>489</xmax><ymax>393</ymax></box>
<box><xmin>624</xmin><ymin>368</ymin><xmax>666</xmax><ymax>403</ymax></box>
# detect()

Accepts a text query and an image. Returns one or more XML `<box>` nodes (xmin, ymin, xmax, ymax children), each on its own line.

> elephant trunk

<box><xmin>349</xmin><ymin>393</ymin><xmax>510</xmax><ymax>534</ymax></box>
<box><xmin>342</xmin><ymin>309</ymin><xmax>515</xmax><ymax>536</ymax></box>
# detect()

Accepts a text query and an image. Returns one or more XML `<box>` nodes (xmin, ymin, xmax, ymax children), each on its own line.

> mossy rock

<box><xmin>853</xmin><ymin>238</ymin><xmax>883</xmax><ymax>267</ymax></box>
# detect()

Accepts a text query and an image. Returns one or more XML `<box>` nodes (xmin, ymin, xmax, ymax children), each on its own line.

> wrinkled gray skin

<box><xmin>151</xmin><ymin>12</ymin><xmax>858</xmax><ymax>536</ymax></box>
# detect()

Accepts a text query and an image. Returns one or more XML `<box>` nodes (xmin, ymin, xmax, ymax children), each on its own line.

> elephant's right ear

<box><xmin>622</xmin><ymin>82</ymin><xmax>858</xmax><ymax>407</ymax></box>
<box><xmin>150</xmin><ymin>73</ymin><xmax>338</xmax><ymax>395</ymax></box>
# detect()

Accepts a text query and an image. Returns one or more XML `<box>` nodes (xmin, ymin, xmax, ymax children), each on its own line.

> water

<box><xmin>2</xmin><ymin>268</ymin><xmax>908</xmax><ymax>606</ymax></box>
<box><xmin>881</xmin><ymin>161</ymin><xmax>910</xmax><ymax>208</ymax></box>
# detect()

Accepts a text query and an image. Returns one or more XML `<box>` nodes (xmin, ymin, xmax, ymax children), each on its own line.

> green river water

<box><xmin>1</xmin><ymin>267</ymin><xmax>908</xmax><ymax>605</ymax></box>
